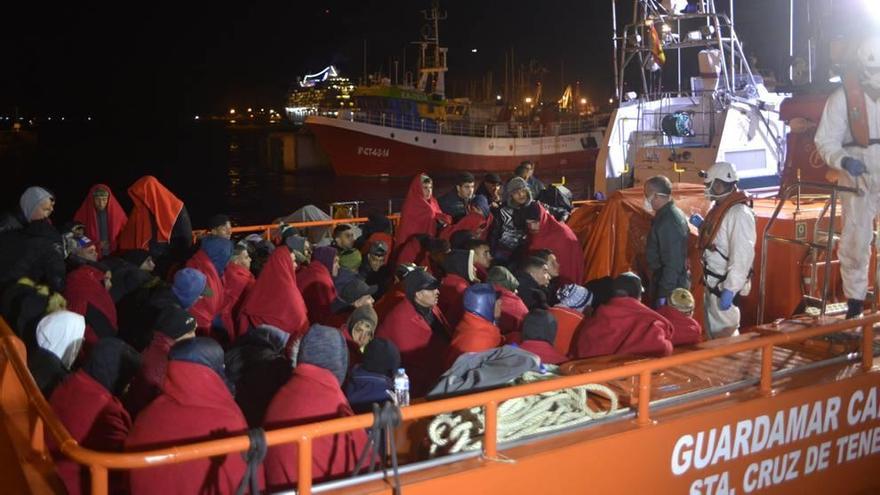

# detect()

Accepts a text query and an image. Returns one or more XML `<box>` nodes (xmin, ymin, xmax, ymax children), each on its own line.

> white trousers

<box><xmin>838</xmin><ymin>188</ymin><xmax>880</xmax><ymax>300</ymax></box>
<box><xmin>704</xmin><ymin>290</ymin><xmax>740</xmax><ymax>339</ymax></box>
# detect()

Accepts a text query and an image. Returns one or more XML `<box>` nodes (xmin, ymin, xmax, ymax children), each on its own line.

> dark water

<box><xmin>1</xmin><ymin>122</ymin><xmax>593</xmax><ymax>229</ymax></box>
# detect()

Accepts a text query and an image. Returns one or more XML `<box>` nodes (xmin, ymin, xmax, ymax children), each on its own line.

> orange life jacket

<box><xmin>843</xmin><ymin>71</ymin><xmax>871</xmax><ymax>148</ymax></box>
<box><xmin>698</xmin><ymin>191</ymin><xmax>752</xmax><ymax>252</ymax></box>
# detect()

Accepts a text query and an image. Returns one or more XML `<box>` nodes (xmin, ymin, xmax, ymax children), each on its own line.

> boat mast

<box><xmin>416</xmin><ymin>0</ymin><xmax>449</xmax><ymax>97</ymax></box>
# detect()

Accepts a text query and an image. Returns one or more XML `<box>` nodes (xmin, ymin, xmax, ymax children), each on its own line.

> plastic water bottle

<box><xmin>393</xmin><ymin>368</ymin><xmax>410</xmax><ymax>407</ymax></box>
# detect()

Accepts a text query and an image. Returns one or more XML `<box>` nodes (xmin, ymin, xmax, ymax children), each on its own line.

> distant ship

<box><xmin>306</xmin><ymin>2</ymin><xmax>603</xmax><ymax>177</ymax></box>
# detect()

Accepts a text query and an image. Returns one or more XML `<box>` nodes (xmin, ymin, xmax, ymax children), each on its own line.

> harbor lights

<box><xmin>580</xmin><ymin>97</ymin><xmax>588</xmax><ymax>105</ymax></box>
<box><xmin>229</xmin><ymin>108</ymin><xmax>236</xmax><ymax>115</ymax></box>
<box><xmin>524</xmin><ymin>96</ymin><xmax>533</xmax><ymax>104</ymax></box>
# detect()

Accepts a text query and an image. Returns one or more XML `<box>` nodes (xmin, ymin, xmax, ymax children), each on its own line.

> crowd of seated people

<box><xmin>0</xmin><ymin>164</ymin><xmax>703</xmax><ymax>493</ymax></box>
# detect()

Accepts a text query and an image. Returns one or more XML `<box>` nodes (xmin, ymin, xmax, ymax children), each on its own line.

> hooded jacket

<box><xmin>298</xmin><ymin>260</ymin><xmax>337</xmax><ymax>325</ymax></box>
<box><xmin>73</xmin><ymin>184</ymin><xmax>128</xmax><ymax>257</ymax></box>
<box><xmin>0</xmin><ymin>219</ymin><xmax>67</xmax><ymax>292</ymax></box>
<box><xmin>570</xmin><ymin>296</ymin><xmax>674</xmax><ymax>359</ymax></box>
<box><xmin>375</xmin><ymin>298</ymin><xmax>450</xmax><ymax>398</ymax></box>
<box><xmin>48</xmin><ymin>338</ymin><xmax>139</xmax><ymax>495</ymax></box>
<box><xmin>344</xmin><ymin>338</ymin><xmax>399</xmax><ymax>413</ymax></box>
<box><xmin>527</xmin><ymin>203</ymin><xmax>584</xmax><ymax>285</ymax></box>
<box><xmin>438</xmin><ymin>249</ymin><xmax>476</xmax><ymax>329</ymax></box>
<box><xmin>238</xmin><ymin>248</ymin><xmax>309</xmax><ymax>339</ymax></box>
<box><xmin>489</xmin><ymin>177</ymin><xmax>532</xmax><ymax>261</ymax></box>
<box><xmin>125</xmin><ymin>332</ymin><xmax>175</xmax><ymax>418</ymax></box>
<box><xmin>225</xmin><ymin>325</ymin><xmax>292</xmax><ymax>427</ymax></box>
<box><xmin>221</xmin><ymin>262</ymin><xmax>255</xmax><ymax>337</ymax></box>
<box><xmin>126</xmin><ymin>344</ymin><xmax>247</xmax><ymax>495</ymax></box>
<box><xmin>35</xmin><ymin>310</ymin><xmax>85</xmax><ymax>370</ymax></box>
<box><xmin>64</xmin><ymin>265</ymin><xmax>118</xmax><ymax>347</ymax></box>
<box><xmin>394</xmin><ymin>174</ymin><xmax>450</xmax><ymax>264</ymax></box>
<box><xmin>446</xmin><ymin>285</ymin><xmax>503</xmax><ymax>368</ymax></box>
<box><xmin>186</xmin><ymin>248</ymin><xmax>226</xmax><ymax>335</ymax></box>
<box><xmin>656</xmin><ymin>305</ymin><xmax>703</xmax><ymax>346</ymax></box>
<box><xmin>519</xmin><ymin>309</ymin><xmax>568</xmax><ymax>365</ymax></box>
<box><xmin>493</xmin><ymin>286</ymin><xmax>528</xmax><ymax>337</ymax></box>
<box><xmin>263</xmin><ymin>325</ymin><xmax>366</xmax><ymax>490</ymax></box>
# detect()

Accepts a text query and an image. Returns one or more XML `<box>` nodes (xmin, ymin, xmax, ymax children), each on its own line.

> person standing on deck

<box><xmin>689</xmin><ymin>162</ymin><xmax>756</xmax><ymax>338</ymax></box>
<box><xmin>815</xmin><ymin>36</ymin><xmax>880</xmax><ymax>319</ymax></box>
<box><xmin>643</xmin><ymin>175</ymin><xmax>690</xmax><ymax>307</ymax></box>
<box><xmin>73</xmin><ymin>184</ymin><xmax>128</xmax><ymax>258</ymax></box>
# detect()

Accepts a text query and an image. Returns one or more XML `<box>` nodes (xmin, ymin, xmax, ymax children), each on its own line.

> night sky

<box><xmin>2</xmin><ymin>0</ymin><xmax>874</xmax><ymax>122</ymax></box>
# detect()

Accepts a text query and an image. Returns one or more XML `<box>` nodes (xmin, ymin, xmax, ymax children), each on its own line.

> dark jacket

<box><xmin>343</xmin><ymin>366</ymin><xmax>393</xmax><ymax>414</ymax></box>
<box><xmin>514</xmin><ymin>270</ymin><xmax>548</xmax><ymax>311</ymax></box>
<box><xmin>438</xmin><ymin>189</ymin><xmax>470</xmax><ymax>223</ymax></box>
<box><xmin>489</xmin><ymin>205</ymin><xmax>528</xmax><ymax>264</ymax></box>
<box><xmin>225</xmin><ymin>327</ymin><xmax>292</xmax><ymax>426</ymax></box>
<box><xmin>0</xmin><ymin>219</ymin><xmax>66</xmax><ymax>292</ymax></box>
<box><xmin>28</xmin><ymin>347</ymin><xmax>69</xmax><ymax>397</ymax></box>
<box><xmin>645</xmin><ymin>201</ymin><xmax>690</xmax><ymax>300</ymax></box>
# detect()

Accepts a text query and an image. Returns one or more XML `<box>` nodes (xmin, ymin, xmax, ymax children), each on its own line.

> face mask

<box><xmin>643</xmin><ymin>195</ymin><xmax>654</xmax><ymax>213</ymax></box>
<box><xmin>863</xmin><ymin>69</ymin><xmax>880</xmax><ymax>90</ymax></box>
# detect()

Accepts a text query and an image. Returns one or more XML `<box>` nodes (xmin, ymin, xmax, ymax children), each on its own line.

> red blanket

<box><xmin>118</xmin><ymin>176</ymin><xmax>184</xmax><ymax>250</ymax></box>
<box><xmin>64</xmin><ymin>265</ymin><xmax>117</xmax><ymax>346</ymax></box>
<box><xmin>656</xmin><ymin>305</ymin><xmax>703</xmax><ymax>346</ymax></box>
<box><xmin>548</xmin><ymin>306</ymin><xmax>583</xmax><ymax>355</ymax></box>
<box><xmin>439</xmin><ymin>273</ymin><xmax>469</xmax><ymax>329</ymax></box>
<box><xmin>394</xmin><ymin>174</ymin><xmax>449</xmax><ymax>264</ymax></box>
<box><xmin>221</xmin><ymin>263</ymin><xmax>255</xmax><ymax>338</ymax></box>
<box><xmin>238</xmin><ymin>248</ymin><xmax>309</xmax><ymax>338</ymax></box>
<box><xmin>520</xmin><ymin>339</ymin><xmax>569</xmax><ymax>365</ymax></box>
<box><xmin>263</xmin><ymin>363</ymin><xmax>367</xmax><ymax>491</ymax></box>
<box><xmin>571</xmin><ymin>297</ymin><xmax>673</xmax><ymax>359</ymax></box>
<box><xmin>495</xmin><ymin>286</ymin><xmax>528</xmax><ymax>335</ymax></box>
<box><xmin>73</xmin><ymin>183</ymin><xmax>127</xmax><ymax>256</ymax></box>
<box><xmin>446</xmin><ymin>312</ymin><xmax>503</xmax><ymax>368</ymax></box>
<box><xmin>126</xmin><ymin>361</ymin><xmax>248</xmax><ymax>495</ymax></box>
<box><xmin>298</xmin><ymin>262</ymin><xmax>336</xmax><ymax>325</ymax></box>
<box><xmin>528</xmin><ymin>203</ymin><xmax>584</xmax><ymax>284</ymax></box>
<box><xmin>185</xmin><ymin>250</ymin><xmax>225</xmax><ymax>334</ymax></box>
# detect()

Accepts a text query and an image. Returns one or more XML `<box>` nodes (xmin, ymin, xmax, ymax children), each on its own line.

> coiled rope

<box><xmin>427</xmin><ymin>371</ymin><xmax>619</xmax><ymax>456</ymax></box>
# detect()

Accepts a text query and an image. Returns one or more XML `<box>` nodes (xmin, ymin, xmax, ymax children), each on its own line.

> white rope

<box><xmin>428</xmin><ymin>371</ymin><xmax>620</xmax><ymax>456</ymax></box>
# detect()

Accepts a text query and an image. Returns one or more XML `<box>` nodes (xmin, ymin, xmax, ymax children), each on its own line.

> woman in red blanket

<box><xmin>237</xmin><ymin>242</ymin><xmax>309</xmax><ymax>339</ymax></box>
<box><xmin>524</xmin><ymin>202</ymin><xmax>584</xmax><ymax>285</ymax></box>
<box><xmin>655</xmin><ymin>288</ymin><xmax>703</xmax><ymax>346</ymax></box>
<box><xmin>73</xmin><ymin>184</ymin><xmax>127</xmax><ymax>258</ymax></box>
<box><xmin>64</xmin><ymin>264</ymin><xmax>117</xmax><ymax>347</ymax></box>
<box><xmin>221</xmin><ymin>244</ymin><xmax>256</xmax><ymax>336</ymax></box>
<box><xmin>299</xmin><ymin>245</ymin><xmax>337</xmax><ymax>324</ymax></box>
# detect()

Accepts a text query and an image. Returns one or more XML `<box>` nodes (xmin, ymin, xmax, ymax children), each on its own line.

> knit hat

<box><xmin>20</xmin><ymin>186</ymin><xmax>53</xmax><ymax>221</ymax></box>
<box><xmin>404</xmin><ymin>268</ymin><xmax>440</xmax><ymax>301</ymax></box>
<box><xmin>506</xmin><ymin>177</ymin><xmax>528</xmax><ymax>195</ymax></box>
<box><xmin>456</xmin><ymin>172</ymin><xmax>475</xmax><ymax>185</ymax></box>
<box><xmin>298</xmin><ymin>324</ymin><xmax>349</xmax><ymax>385</ymax></box>
<box><xmin>347</xmin><ymin>305</ymin><xmax>378</xmax><ymax>333</ymax></box>
<box><xmin>369</xmin><ymin>240</ymin><xmax>388</xmax><ymax>257</ymax></box>
<box><xmin>155</xmin><ymin>305</ymin><xmax>197</xmax><ymax>340</ymax></box>
<box><xmin>612</xmin><ymin>272</ymin><xmax>643</xmax><ymax>299</ymax></box>
<box><xmin>522</xmin><ymin>309</ymin><xmax>558</xmax><ymax>346</ymax></box>
<box><xmin>121</xmin><ymin>249</ymin><xmax>152</xmax><ymax>268</ymax></box>
<box><xmin>487</xmin><ymin>266</ymin><xmax>519</xmax><ymax>292</ymax></box>
<box><xmin>83</xmin><ymin>337</ymin><xmax>142</xmax><ymax>396</ymax></box>
<box><xmin>207</xmin><ymin>214</ymin><xmax>230</xmax><ymax>230</ymax></box>
<box><xmin>284</xmin><ymin>235</ymin><xmax>309</xmax><ymax>263</ymax></box>
<box><xmin>522</xmin><ymin>201</ymin><xmax>542</xmax><ymax>221</ymax></box>
<box><xmin>339</xmin><ymin>278</ymin><xmax>378</xmax><ymax>305</ymax></box>
<box><xmin>169</xmin><ymin>337</ymin><xmax>232</xmax><ymax>392</ymax></box>
<box><xmin>556</xmin><ymin>284</ymin><xmax>593</xmax><ymax>313</ymax></box>
<box><xmin>471</xmin><ymin>194</ymin><xmax>491</xmax><ymax>217</ymax></box>
<box><xmin>669</xmin><ymin>288</ymin><xmax>696</xmax><ymax>314</ymax></box>
<box><xmin>362</xmin><ymin>338</ymin><xmax>401</xmax><ymax>377</ymax></box>
<box><xmin>172</xmin><ymin>268</ymin><xmax>210</xmax><ymax>309</ymax></box>
<box><xmin>484</xmin><ymin>173</ymin><xmax>502</xmax><ymax>184</ymax></box>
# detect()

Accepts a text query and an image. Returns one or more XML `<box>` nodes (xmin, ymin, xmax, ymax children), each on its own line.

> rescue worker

<box><xmin>643</xmin><ymin>175</ymin><xmax>690</xmax><ymax>306</ymax></box>
<box><xmin>689</xmin><ymin>161</ymin><xmax>756</xmax><ymax>338</ymax></box>
<box><xmin>815</xmin><ymin>35</ymin><xmax>880</xmax><ymax>319</ymax></box>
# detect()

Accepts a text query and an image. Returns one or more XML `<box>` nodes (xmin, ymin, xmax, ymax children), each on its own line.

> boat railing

<box><xmin>191</xmin><ymin>215</ymin><xmax>401</xmax><ymax>243</ymax></box>
<box><xmin>1</xmin><ymin>311</ymin><xmax>877</xmax><ymax>495</ymax></box>
<box><xmin>347</xmin><ymin>111</ymin><xmax>601</xmax><ymax>139</ymax></box>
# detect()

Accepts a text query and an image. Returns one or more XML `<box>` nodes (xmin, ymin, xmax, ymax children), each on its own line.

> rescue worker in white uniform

<box><xmin>689</xmin><ymin>162</ymin><xmax>757</xmax><ymax>338</ymax></box>
<box><xmin>815</xmin><ymin>36</ymin><xmax>880</xmax><ymax>319</ymax></box>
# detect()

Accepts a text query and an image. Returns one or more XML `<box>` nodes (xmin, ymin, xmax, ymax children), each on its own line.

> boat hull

<box><xmin>307</xmin><ymin>115</ymin><xmax>600</xmax><ymax>177</ymax></box>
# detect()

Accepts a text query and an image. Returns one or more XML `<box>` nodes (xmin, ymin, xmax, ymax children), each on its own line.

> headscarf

<box><xmin>312</xmin><ymin>246</ymin><xmax>337</xmax><ymax>273</ymax></box>
<box><xmin>117</xmin><ymin>176</ymin><xmax>184</xmax><ymax>250</ymax></box>
<box><xmin>36</xmin><ymin>310</ymin><xmax>85</xmax><ymax>369</ymax></box>
<box><xmin>82</xmin><ymin>337</ymin><xmax>142</xmax><ymax>396</ymax></box>
<box><xmin>297</xmin><ymin>324</ymin><xmax>349</xmax><ymax>385</ymax></box>
<box><xmin>362</xmin><ymin>338</ymin><xmax>401</xmax><ymax>377</ymax></box>
<box><xmin>201</xmin><ymin>235</ymin><xmax>233</xmax><ymax>277</ymax></box>
<box><xmin>73</xmin><ymin>184</ymin><xmax>128</xmax><ymax>254</ymax></box>
<box><xmin>20</xmin><ymin>186</ymin><xmax>53</xmax><ymax>221</ymax></box>
<box><xmin>169</xmin><ymin>337</ymin><xmax>232</xmax><ymax>392</ymax></box>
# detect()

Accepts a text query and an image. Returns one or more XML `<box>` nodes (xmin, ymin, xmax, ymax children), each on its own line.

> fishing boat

<box><xmin>306</xmin><ymin>2</ymin><xmax>604</xmax><ymax>177</ymax></box>
<box><xmin>2</xmin><ymin>1</ymin><xmax>880</xmax><ymax>494</ymax></box>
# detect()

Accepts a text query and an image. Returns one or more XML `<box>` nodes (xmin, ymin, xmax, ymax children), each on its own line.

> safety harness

<box><xmin>843</xmin><ymin>71</ymin><xmax>873</xmax><ymax>148</ymax></box>
<box><xmin>698</xmin><ymin>191</ymin><xmax>753</xmax><ymax>297</ymax></box>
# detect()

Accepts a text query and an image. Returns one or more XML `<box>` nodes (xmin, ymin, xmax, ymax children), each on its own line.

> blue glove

<box><xmin>842</xmin><ymin>157</ymin><xmax>867</xmax><ymax>177</ymax></box>
<box><xmin>719</xmin><ymin>289</ymin><xmax>735</xmax><ymax>311</ymax></box>
<box><xmin>689</xmin><ymin>214</ymin><xmax>704</xmax><ymax>228</ymax></box>
<box><xmin>655</xmin><ymin>297</ymin><xmax>667</xmax><ymax>308</ymax></box>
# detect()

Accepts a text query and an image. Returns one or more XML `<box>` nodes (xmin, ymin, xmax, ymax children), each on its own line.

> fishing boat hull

<box><xmin>307</xmin><ymin>115</ymin><xmax>601</xmax><ymax>177</ymax></box>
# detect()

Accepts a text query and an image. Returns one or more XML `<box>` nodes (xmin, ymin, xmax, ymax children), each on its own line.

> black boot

<box><xmin>846</xmin><ymin>299</ymin><xmax>864</xmax><ymax>320</ymax></box>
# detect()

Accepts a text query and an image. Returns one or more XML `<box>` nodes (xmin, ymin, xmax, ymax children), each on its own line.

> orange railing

<box><xmin>2</xmin><ymin>313</ymin><xmax>878</xmax><ymax>495</ymax></box>
<box><xmin>192</xmin><ymin>214</ymin><xmax>402</xmax><ymax>242</ymax></box>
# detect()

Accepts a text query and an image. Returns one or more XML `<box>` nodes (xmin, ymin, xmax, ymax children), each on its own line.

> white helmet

<box><xmin>858</xmin><ymin>36</ymin><xmax>880</xmax><ymax>89</ymax></box>
<box><xmin>702</xmin><ymin>161</ymin><xmax>739</xmax><ymax>185</ymax></box>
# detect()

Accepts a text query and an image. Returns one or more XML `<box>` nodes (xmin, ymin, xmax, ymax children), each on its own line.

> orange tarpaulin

<box><xmin>568</xmin><ymin>184</ymin><xmax>710</xmax><ymax>328</ymax></box>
